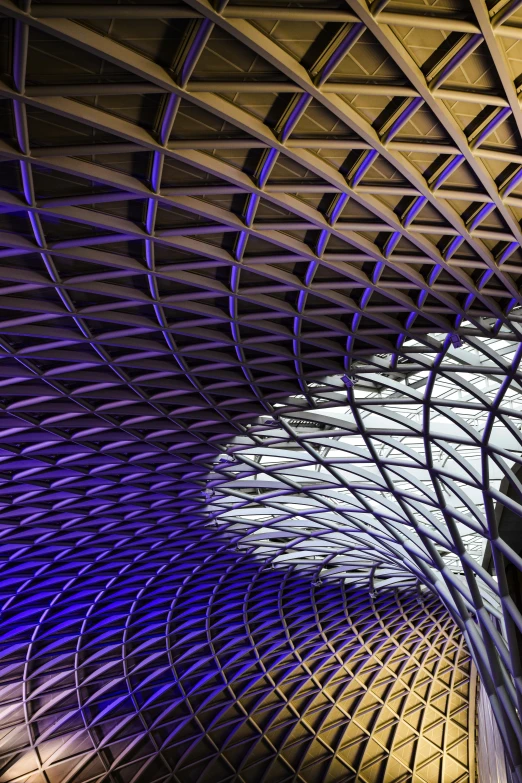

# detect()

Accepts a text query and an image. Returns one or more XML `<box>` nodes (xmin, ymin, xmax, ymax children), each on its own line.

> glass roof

<box><xmin>208</xmin><ymin>329</ymin><xmax>522</xmax><ymax>619</ymax></box>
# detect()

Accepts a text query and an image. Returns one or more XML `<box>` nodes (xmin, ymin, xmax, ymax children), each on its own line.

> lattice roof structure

<box><xmin>208</xmin><ymin>331</ymin><xmax>522</xmax><ymax>778</ymax></box>
<box><xmin>0</xmin><ymin>538</ymin><xmax>476</xmax><ymax>783</ymax></box>
<box><xmin>210</xmin><ymin>334</ymin><xmax>519</xmax><ymax>586</ymax></box>
<box><xmin>1</xmin><ymin>0</ymin><xmax>522</xmax><ymax>781</ymax></box>
<box><xmin>4</xmin><ymin>0</ymin><xmax>522</xmax><ymax>410</ymax></box>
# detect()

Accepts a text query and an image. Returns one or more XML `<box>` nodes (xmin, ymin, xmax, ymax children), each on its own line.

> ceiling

<box><xmin>209</xmin><ymin>332</ymin><xmax>522</xmax><ymax>592</ymax></box>
<box><xmin>0</xmin><ymin>1</ymin><xmax>522</xmax><ymax>780</ymax></box>
<box><xmin>3</xmin><ymin>0</ymin><xmax>522</xmax><ymax>430</ymax></box>
<box><xmin>1</xmin><ymin>0</ymin><xmax>522</xmax><ymax>513</ymax></box>
<box><xmin>0</xmin><ymin>539</ymin><xmax>475</xmax><ymax>783</ymax></box>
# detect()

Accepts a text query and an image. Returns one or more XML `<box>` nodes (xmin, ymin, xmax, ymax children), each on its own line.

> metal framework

<box><xmin>4</xmin><ymin>0</ymin><xmax>522</xmax><ymax>418</ymax></box>
<box><xmin>1</xmin><ymin>0</ymin><xmax>522</xmax><ymax>780</ymax></box>
<box><xmin>209</xmin><ymin>330</ymin><xmax>522</xmax><ymax>779</ymax></box>
<box><xmin>0</xmin><ymin>528</ymin><xmax>475</xmax><ymax>783</ymax></box>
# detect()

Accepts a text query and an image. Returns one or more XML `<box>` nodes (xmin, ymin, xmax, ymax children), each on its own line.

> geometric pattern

<box><xmin>3</xmin><ymin>0</ymin><xmax>522</xmax><ymax>490</ymax></box>
<box><xmin>209</xmin><ymin>330</ymin><xmax>522</xmax><ymax>776</ymax></box>
<box><xmin>3</xmin><ymin>0</ymin><xmax>522</xmax><ymax>419</ymax></box>
<box><xmin>209</xmin><ymin>331</ymin><xmax>521</xmax><ymax>586</ymax></box>
<box><xmin>3</xmin><ymin>0</ymin><xmax>522</xmax><ymax>780</ymax></box>
<box><xmin>0</xmin><ymin>529</ymin><xmax>474</xmax><ymax>783</ymax></box>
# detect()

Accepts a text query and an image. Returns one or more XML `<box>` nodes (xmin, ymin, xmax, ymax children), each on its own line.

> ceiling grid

<box><xmin>1</xmin><ymin>0</ymin><xmax>522</xmax><ymax>780</ymax></box>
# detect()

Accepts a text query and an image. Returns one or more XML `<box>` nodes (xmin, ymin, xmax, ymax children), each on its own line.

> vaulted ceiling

<box><xmin>1</xmin><ymin>1</ymin><xmax>522</xmax><ymax>781</ymax></box>
<box><xmin>3</xmin><ymin>0</ymin><xmax>522</xmax><ymax>429</ymax></box>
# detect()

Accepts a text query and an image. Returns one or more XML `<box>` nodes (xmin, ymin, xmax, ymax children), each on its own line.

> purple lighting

<box><xmin>350</xmin><ymin>149</ymin><xmax>378</xmax><ymax>187</ymax></box>
<box><xmin>0</xmin><ymin>531</ymin><xmax>475</xmax><ymax>782</ymax></box>
<box><xmin>1</xmin><ymin>1</ymin><xmax>522</xmax><ymax>780</ymax></box>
